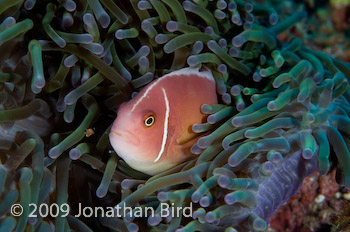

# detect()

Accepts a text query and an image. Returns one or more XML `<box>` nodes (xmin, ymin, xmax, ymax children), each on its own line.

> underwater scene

<box><xmin>1</xmin><ymin>0</ymin><xmax>350</xmax><ymax>231</ymax></box>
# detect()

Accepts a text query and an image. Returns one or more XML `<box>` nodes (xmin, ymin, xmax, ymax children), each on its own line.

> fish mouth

<box><xmin>111</xmin><ymin>131</ymin><xmax>122</xmax><ymax>136</ymax></box>
<box><xmin>109</xmin><ymin>130</ymin><xmax>140</xmax><ymax>146</ymax></box>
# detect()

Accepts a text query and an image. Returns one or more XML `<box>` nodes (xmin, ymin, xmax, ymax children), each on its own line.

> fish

<box><xmin>109</xmin><ymin>67</ymin><xmax>218</xmax><ymax>175</ymax></box>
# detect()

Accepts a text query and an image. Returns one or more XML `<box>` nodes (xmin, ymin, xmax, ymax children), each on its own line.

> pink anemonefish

<box><xmin>109</xmin><ymin>67</ymin><xmax>218</xmax><ymax>175</ymax></box>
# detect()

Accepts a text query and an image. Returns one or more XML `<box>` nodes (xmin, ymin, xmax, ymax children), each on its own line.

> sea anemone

<box><xmin>0</xmin><ymin>0</ymin><xmax>349</xmax><ymax>231</ymax></box>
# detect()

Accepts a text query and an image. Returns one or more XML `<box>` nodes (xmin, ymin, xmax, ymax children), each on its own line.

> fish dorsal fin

<box><xmin>162</xmin><ymin>67</ymin><xmax>215</xmax><ymax>82</ymax></box>
<box><xmin>131</xmin><ymin>67</ymin><xmax>214</xmax><ymax>112</ymax></box>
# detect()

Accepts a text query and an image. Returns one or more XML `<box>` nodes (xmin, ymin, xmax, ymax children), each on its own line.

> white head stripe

<box><xmin>130</xmin><ymin>67</ymin><xmax>214</xmax><ymax>112</ymax></box>
<box><xmin>154</xmin><ymin>88</ymin><xmax>170</xmax><ymax>163</ymax></box>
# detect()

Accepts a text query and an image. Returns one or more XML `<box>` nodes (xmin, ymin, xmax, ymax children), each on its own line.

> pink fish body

<box><xmin>109</xmin><ymin>67</ymin><xmax>218</xmax><ymax>175</ymax></box>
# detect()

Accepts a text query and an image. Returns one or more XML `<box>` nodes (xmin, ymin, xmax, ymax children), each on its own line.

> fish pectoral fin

<box><xmin>176</xmin><ymin>133</ymin><xmax>200</xmax><ymax>146</ymax></box>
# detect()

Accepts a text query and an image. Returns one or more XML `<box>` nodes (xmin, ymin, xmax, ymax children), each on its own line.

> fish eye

<box><xmin>144</xmin><ymin>115</ymin><xmax>155</xmax><ymax>127</ymax></box>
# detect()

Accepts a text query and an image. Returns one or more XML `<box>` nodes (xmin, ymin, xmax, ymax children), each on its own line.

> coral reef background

<box><xmin>269</xmin><ymin>1</ymin><xmax>350</xmax><ymax>231</ymax></box>
<box><xmin>0</xmin><ymin>0</ymin><xmax>350</xmax><ymax>231</ymax></box>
